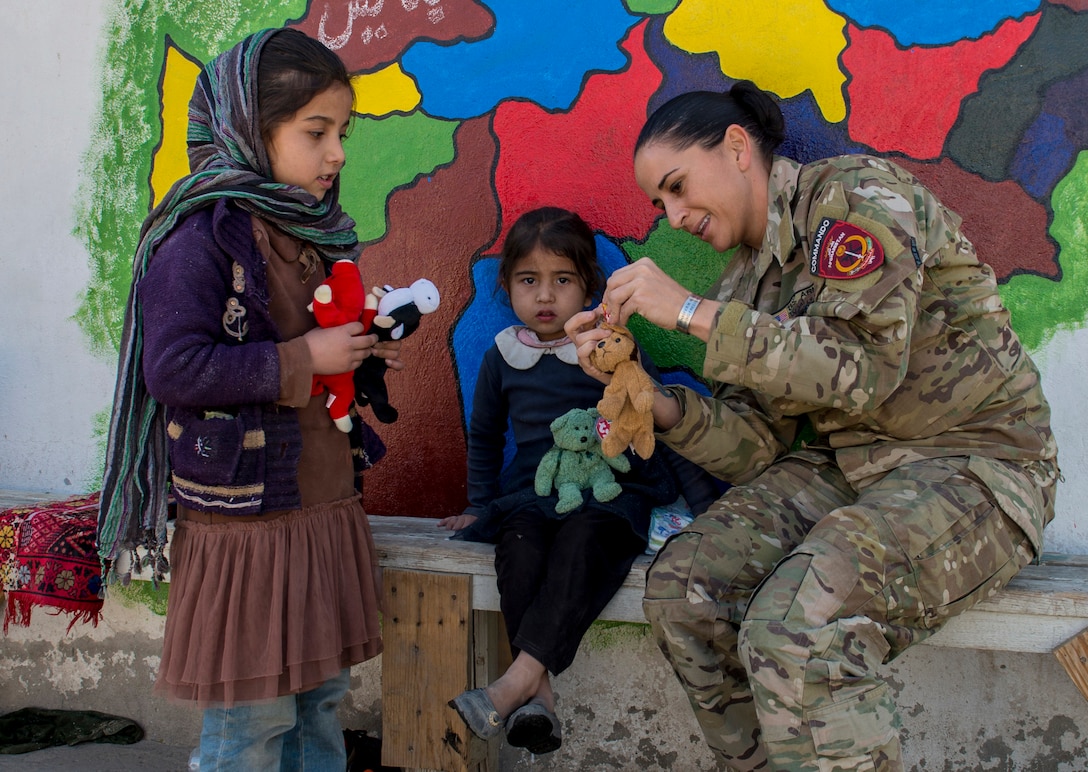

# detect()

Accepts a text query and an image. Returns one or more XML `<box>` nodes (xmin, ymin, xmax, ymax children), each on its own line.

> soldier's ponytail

<box><xmin>635</xmin><ymin>80</ymin><xmax>785</xmax><ymax>161</ymax></box>
<box><xmin>729</xmin><ymin>80</ymin><xmax>785</xmax><ymax>156</ymax></box>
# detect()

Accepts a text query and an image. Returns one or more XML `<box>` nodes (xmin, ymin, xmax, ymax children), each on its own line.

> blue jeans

<box><xmin>198</xmin><ymin>669</ymin><xmax>349</xmax><ymax>771</ymax></box>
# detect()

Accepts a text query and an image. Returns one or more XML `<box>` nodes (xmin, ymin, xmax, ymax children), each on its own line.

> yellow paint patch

<box><xmin>664</xmin><ymin>0</ymin><xmax>848</xmax><ymax>123</ymax></box>
<box><xmin>351</xmin><ymin>64</ymin><xmax>421</xmax><ymax>117</ymax></box>
<box><xmin>151</xmin><ymin>43</ymin><xmax>201</xmax><ymax>207</ymax></box>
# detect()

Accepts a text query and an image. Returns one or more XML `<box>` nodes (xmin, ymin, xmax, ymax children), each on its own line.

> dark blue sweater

<box><xmin>460</xmin><ymin>337</ymin><xmax>717</xmax><ymax>543</ymax></box>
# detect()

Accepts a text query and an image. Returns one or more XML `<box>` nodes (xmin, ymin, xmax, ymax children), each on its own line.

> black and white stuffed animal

<box><xmin>353</xmin><ymin>278</ymin><xmax>440</xmax><ymax>423</ymax></box>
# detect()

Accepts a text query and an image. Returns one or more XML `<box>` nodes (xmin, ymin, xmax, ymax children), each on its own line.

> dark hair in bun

<box><xmin>635</xmin><ymin>80</ymin><xmax>785</xmax><ymax>161</ymax></box>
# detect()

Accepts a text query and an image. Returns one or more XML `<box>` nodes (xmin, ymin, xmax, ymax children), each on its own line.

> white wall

<box><xmin>0</xmin><ymin>1</ymin><xmax>114</xmax><ymax>494</ymax></box>
<box><xmin>1036</xmin><ymin>326</ymin><xmax>1088</xmax><ymax>554</ymax></box>
<box><xmin>0</xmin><ymin>1</ymin><xmax>1084</xmax><ymax>556</ymax></box>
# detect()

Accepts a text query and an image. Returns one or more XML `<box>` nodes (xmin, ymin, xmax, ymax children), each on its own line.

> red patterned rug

<box><xmin>0</xmin><ymin>492</ymin><xmax>103</xmax><ymax>633</ymax></box>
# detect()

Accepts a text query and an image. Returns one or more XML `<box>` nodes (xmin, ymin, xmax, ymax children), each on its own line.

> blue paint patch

<box><xmin>826</xmin><ymin>0</ymin><xmax>1041</xmax><ymax>46</ymax></box>
<box><xmin>452</xmin><ymin>254</ymin><xmax>519</xmax><ymax>469</ymax></box>
<box><xmin>402</xmin><ymin>0</ymin><xmax>637</xmax><ymax>119</ymax></box>
<box><xmin>1011</xmin><ymin>112</ymin><xmax>1073</xmax><ymax>200</ymax></box>
<box><xmin>595</xmin><ymin>235</ymin><xmax>630</xmax><ymax>281</ymax></box>
<box><xmin>644</xmin><ymin>15</ymin><xmax>732</xmax><ymax>115</ymax></box>
<box><xmin>1043</xmin><ymin>67</ymin><xmax>1088</xmax><ymax>151</ymax></box>
<box><xmin>453</xmin><ymin>255</ymin><xmax>516</xmax><ymax>427</ymax></box>
<box><xmin>779</xmin><ymin>92</ymin><xmax>867</xmax><ymax>164</ymax></box>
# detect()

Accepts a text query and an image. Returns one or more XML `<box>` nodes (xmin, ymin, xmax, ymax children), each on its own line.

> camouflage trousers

<box><xmin>643</xmin><ymin>450</ymin><xmax>1043</xmax><ymax>772</ymax></box>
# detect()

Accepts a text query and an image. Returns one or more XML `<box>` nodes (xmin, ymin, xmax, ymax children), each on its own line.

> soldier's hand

<box><xmin>601</xmin><ymin>257</ymin><xmax>690</xmax><ymax>329</ymax></box>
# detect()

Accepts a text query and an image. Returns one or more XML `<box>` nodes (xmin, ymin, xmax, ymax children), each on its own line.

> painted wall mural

<box><xmin>76</xmin><ymin>0</ymin><xmax>1088</xmax><ymax>518</ymax></box>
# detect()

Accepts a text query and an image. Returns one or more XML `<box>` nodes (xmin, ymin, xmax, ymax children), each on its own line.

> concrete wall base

<box><xmin>2</xmin><ymin>599</ymin><xmax>1085</xmax><ymax>770</ymax></box>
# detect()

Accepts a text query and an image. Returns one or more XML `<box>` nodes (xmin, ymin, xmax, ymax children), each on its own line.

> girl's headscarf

<box><xmin>97</xmin><ymin>29</ymin><xmax>360</xmax><ymax>583</ymax></box>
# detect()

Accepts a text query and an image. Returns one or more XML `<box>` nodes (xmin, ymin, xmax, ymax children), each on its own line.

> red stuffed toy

<box><xmin>307</xmin><ymin>259</ymin><xmax>377</xmax><ymax>432</ymax></box>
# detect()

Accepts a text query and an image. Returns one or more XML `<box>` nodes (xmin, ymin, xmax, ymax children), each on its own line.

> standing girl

<box><xmin>440</xmin><ymin>207</ymin><xmax>712</xmax><ymax>755</ymax></box>
<box><xmin>97</xmin><ymin>29</ymin><xmax>399</xmax><ymax>770</ymax></box>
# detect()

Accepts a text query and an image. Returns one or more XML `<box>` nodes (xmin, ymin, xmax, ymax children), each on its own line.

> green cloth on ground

<box><xmin>0</xmin><ymin>707</ymin><xmax>144</xmax><ymax>754</ymax></box>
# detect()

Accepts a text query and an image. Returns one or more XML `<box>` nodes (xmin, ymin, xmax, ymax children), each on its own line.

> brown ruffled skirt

<box><xmin>155</xmin><ymin>496</ymin><xmax>383</xmax><ymax>707</ymax></box>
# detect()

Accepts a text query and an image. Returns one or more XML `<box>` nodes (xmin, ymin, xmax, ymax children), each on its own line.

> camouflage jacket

<box><xmin>659</xmin><ymin>155</ymin><xmax>1058</xmax><ymax>545</ymax></box>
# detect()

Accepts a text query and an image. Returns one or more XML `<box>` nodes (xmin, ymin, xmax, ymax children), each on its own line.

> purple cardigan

<box><xmin>138</xmin><ymin>199</ymin><xmax>303</xmax><ymax>515</ymax></box>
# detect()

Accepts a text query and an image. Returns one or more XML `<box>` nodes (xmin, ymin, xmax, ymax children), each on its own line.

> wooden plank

<box><xmin>381</xmin><ymin>568</ymin><xmax>484</xmax><ymax>772</ymax></box>
<box><xmin>919</xmin><ymin>610</ymin><xmax>1087</xmax><ymax>653</ymax></box>
<box><xmin>468</xmin><ymin>579</ymin><xmax>1088</xmax><ymax>652</ymax></box>
<box><xmin>1054</xmin><ymin>628</ymin><xmax>1088</xmax><ymax>702</ymax></box>
<box><xmin>0</xmin><ymin>489</ymin><xmax>61</xmax><ymax>510</ymax></box>
<box><xmin>470</xmin><ymin>575</ymin><xmax>649</xmax><ymax>622</ymax></box>
<box><xmin>367</xmin><ymin>516</ymin><xmax>1088</xmax><ymax>653</ymax></box>
<box><xmin>1039</xmin><ymin>552</ymin><xmax>1088</xmax><ymax>569</ymax></box>
<box><xmin>472</xmin><ymin>610</ymin><xmax>509</xmax><ymax>772</ymax></box>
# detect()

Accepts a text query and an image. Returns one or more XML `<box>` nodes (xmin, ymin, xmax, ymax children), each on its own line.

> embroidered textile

<box><xmin>1</xmin><ymin>493</ymin><xmax>103</xmax><ymax>633</ymax></box>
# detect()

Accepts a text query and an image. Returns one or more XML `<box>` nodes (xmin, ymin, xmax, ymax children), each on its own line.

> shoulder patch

<box><xmin>809</xmin><ymin>217</ymin><xmax>884</xmax><ymax>280</ymax></box>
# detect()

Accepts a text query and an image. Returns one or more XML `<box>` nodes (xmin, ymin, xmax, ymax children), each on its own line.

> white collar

<box><xmin>495</xmin><ymin>326</ymin><xmax>580</xmax><ymax>370</ymax></box>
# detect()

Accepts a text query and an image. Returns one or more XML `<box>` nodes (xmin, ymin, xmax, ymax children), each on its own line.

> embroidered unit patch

<box><xmin>809</xmin><ymin>217</ymin><xmax>884</xmax><ymax>279</ymax></box>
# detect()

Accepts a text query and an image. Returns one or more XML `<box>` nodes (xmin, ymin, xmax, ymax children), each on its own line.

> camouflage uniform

<box><xmin>645</xmin><ymin>155</ymin><xmax>1059</xmax><ymax>771</ymax></box>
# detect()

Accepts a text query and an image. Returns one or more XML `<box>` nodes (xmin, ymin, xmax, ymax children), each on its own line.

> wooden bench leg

<box><xmin>472</xmin><ymin>608</ymin><xmax>513</xmax><ymax>772</ymax></box>
<box><xmin>1054</xmin><ymin>627</ymin><xmax>1088</xmax><ymax>703</ymax></box>
<box><xmin>381</xmin><ymin>568</ymin><xmax>489</xmax><ymax>771</ymax></box>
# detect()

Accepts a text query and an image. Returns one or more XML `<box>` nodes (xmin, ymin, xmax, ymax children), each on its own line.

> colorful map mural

<box><xmin>76</xmin><ymin>0</ymin><xmax>1088</xmax><ymax>518</ymax></box>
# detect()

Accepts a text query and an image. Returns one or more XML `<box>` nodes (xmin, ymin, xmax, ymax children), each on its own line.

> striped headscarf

<box><xmin>97</xmin><ymin>29</ymin><xmax>360</xmax><ymax>583</ymax></box>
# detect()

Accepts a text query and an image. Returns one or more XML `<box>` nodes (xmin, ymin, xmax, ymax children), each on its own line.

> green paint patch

<box><xmin>74</xmin><ymin>0</ymin><xmax>308</xmax><ymax>357</ymax></box>
<box><xmin>112</xmin><ymin>579</ymin><xmax>170</xmax><ymax>616</ymax></box>
<box><xmin>1001</xmin><ymin>150</ymin><xmax>1088</xmax><ymax>351</ymax></box>
<box><xmin>584</xmin><ymin>620</ymin><xmax>650</xmax><ymax>651</ymax></box>
<box><xmin>83</xmin><ymin>408</ymin><xmax>110</xmax><ymax>492</ymax></box>
<box><xmin>620</xmin><ymin>220</ymin><xmax>736</xmax><ymax>375</ymax></box>
<box><xmin>625</xmin><ymin>0</ymin><xmax>680</xmax><ymax>14</ymax></box>
<box><xmin>341</xmin><ymin>113</ymin><xmax>459</xmax><ymax>243</ymax></box>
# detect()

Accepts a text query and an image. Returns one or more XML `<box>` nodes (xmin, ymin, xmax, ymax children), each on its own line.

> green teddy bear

<box><xmin>534</xmin><ymin>407</ymin><xmax>632</xmax><ymax>514</ymax></box>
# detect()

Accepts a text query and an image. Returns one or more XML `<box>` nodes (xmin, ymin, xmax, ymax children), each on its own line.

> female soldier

<box><xmin>566</xmin><ymin>81</ymin><xmax>1059</xmax><ymax>771</ymax></box>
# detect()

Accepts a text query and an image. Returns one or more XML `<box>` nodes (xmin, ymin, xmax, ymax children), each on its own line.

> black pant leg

<box><xmin>512</xmin><ymin>507</ymin><xmax>645</xmax><ymax>674</ymax></box>
<box><xmin>494</xmin><ymin>506</ymin><xmax>556</xmax><ymax>655</ymax></box>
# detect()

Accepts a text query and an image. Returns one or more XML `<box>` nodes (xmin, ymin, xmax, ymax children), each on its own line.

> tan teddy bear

<box><xmin>589</xmin><ymin>323</ymin><xmax>656</xmax><ymax>459</ymax></box>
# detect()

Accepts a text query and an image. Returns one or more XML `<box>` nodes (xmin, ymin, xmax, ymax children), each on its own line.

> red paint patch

<box><xmin>844</xmin><ymin>16</ymin><xmax>1038</xmax><ymax>159</ymax></box>
<box><xmin>810</xmin><ymin>218</ymin><xmax>884</xmax><ymax>279</ymax></box>
<box><xmin>492</xmin><ymin>20</ymin><xmax>662</xmax><ymax>245</ymax></box>
<box><xmin>291</xmin><ymin>0</ymin><xmax>494</xmax><ymax>72</ymax></box>
<box><xmin>895</xmin><ymin>157</ymin><xmax>1058</xmax><ymax>282</ymax></box>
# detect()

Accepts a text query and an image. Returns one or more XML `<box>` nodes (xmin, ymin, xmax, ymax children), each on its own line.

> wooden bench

<box><xmin>367</xmin><ymin>514</ymin><xmax>1088</xmax><ymax>772</ymax></box>
<box><xmin>4</xmin><ymin>490</ymin><xmax>1085</xmax><ymax>771</ymax></box>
